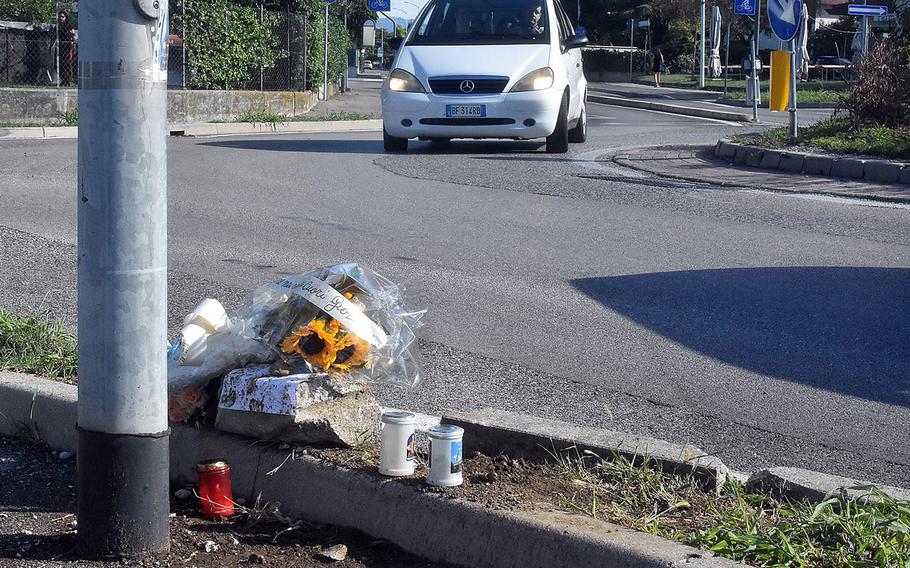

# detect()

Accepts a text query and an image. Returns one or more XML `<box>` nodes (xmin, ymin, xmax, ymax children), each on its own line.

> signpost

<box><xmin>369</xmin><ymin>0</ymin><xmax>392</xmax><ymax>11</ymax></box>
<box><xmin>768</xmin><ymin>0</ymin><xmax>802</xmax><ymax>140</ymax></box>
<box><xmin>736</xmin><ymin>0</ymin><xmax>761</xmax><ymax>121</ymax></box>
<box><xmin>848</xmin><ymin>4</ymin><xmax>889</xmax><ymax>58</ymax></box>
<box><xmin>734</xmin><ymin>0</ymin><xmax>757</xmax><ymax>15</ymax></box>
<box><xmin>322</xmin><ymin>0</ymin><xmax>336</xmax><ymax>100</ymax></box>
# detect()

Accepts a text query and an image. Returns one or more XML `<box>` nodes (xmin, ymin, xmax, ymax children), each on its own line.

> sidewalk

<box><xmin>613</xmin><ymin>145</ymin><xmax>910</xmax><ymax>203</ymax></box>
<box><xmin>589</xmin><ymin>82</ymin><xmax>835</xmax><ymax>126</ymax></box>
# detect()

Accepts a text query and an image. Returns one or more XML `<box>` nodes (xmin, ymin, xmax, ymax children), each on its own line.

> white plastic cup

<box><xmin>182</xmin><ymin>298</ymin><xmax>231</xmax><ymax>334</ymax></box>
<box><xmin>379</xmin><ymin>411</ymin><xmax>417</xmax><ymax>477</ymax></box>
<box><xmin>427</xmin><ymin>425</ymin><xmax>464</xmax><ymax>487</ymax></box>
<box><xmin>179</xmin><ymin>322</ymin><xmax>209</xmax><ymax>366</ymax></box>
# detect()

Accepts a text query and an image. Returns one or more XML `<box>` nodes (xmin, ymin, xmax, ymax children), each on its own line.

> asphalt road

<box><xmin>1</xmin><ymin>90</ymin><xmax>908</xmax><ymax>488</ymax></box>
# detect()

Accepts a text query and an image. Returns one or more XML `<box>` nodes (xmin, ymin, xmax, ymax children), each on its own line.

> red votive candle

<box><xmin>197</xmin><ymin>460</ymin><xmax>235</xmax><ymax>518</ymax></box>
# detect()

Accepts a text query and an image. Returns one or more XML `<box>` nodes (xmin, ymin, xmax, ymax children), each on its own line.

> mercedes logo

<box><xmin>459</xmin><ymin>80</ymin><xmax>475</xmax><ymax>93</ymax></box>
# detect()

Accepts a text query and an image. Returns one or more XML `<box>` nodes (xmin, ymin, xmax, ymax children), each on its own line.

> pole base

<box><xmin>77</xmin><ymin>427</ymin><xmax>170</xmax><ymax>558</ymax></box>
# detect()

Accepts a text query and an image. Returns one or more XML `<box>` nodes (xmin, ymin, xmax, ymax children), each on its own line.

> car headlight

<box><xmin>510</xmin><ymin>67</ymin><xmax>554</xmax><ymax>92</ymax></box>
<box><xmin>388</xmin><ymin>69</ymin><xmax>425</xmax><ymax>93</ymax></box>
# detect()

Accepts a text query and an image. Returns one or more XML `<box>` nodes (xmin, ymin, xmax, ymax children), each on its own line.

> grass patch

<box><xmin>639</xmin><ymin>74</ymin><xmax>847</xmax><ymax>104</ymax></box>
<box><xmin>285</xmin><ymin>111</ymin><xmax>375</xmax><ymax>122</ymax></box>
<box><xmin>235</xmin><ymin>109</ymin><xmax>288</xmax><ymax>125</ymax></box>
<box><xmin>734</xmin><ymin>118</ymin><xmax>910</xmax><ymax>160</ymax></box>
<box><xmin>552</xmin><ymin>449</ymin><xmax>910</xmax><ymax>567</ymax></box>
<box><xmin>0</xmin><ymin>311</ymin><xmax>77</xmax><ymax>382</ymax></box>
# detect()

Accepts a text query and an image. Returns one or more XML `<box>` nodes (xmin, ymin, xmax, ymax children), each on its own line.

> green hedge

<box><xmin>295</xmin><ymin>0</ymin><xmax>352</xmax><ymax>92</ymax></box>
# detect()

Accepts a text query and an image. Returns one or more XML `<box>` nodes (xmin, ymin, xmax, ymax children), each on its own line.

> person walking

<box><xmin>652</xmin><ymin>48</ymin><xmax>664</xmax><ymax>87</ymax></box>
<box><xmin>56</xmin><ymin>11</ymin><xmax>77</xmax><ymax>86</ymax></box>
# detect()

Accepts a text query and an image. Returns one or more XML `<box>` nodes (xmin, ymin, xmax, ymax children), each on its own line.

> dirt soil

<box><xmin>316</xmin><ymin>444</ymin><xmax>580</xmax><ymax>514</ymax></box>
<box><xmin>0</xmin><ymin>436</ymin><xmax>450</xmax><ymax>568</ymax></box>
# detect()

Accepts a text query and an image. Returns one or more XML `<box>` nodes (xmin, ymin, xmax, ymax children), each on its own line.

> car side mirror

<box><xmin>388</xmin><ymin>36</ymin><xmax>404</xmax><ymax>51</ymax></box>
<box><xmin>562</xmin><ymin>33</ymin><xmax>588</xmax><ymax>51</ymax></box>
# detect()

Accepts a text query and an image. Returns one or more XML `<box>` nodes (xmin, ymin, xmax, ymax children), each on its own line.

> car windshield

<box><xmin>408</xmin><ymin>0</ymin><xmax>550</xmax><ymax>45</ymax></box>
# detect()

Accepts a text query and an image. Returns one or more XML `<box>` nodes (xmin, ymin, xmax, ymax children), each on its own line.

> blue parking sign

<box><xmin>734</xmin><ymin>0</ymin><xmax>757</xmax><ymax>15</ymax></box>
<box><xmin>369</xmin><ymin>0</ymin><xmax>391</xmax><ymax>11</ymax></box>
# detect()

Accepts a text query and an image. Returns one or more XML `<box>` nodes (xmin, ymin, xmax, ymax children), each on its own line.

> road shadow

<box><xmin>571</xmin><ymin>267</ymin><xmax>910</xmax><ymax>407</ymax></box>
<box><xmin>201</xmin><ymin>138</ymin><xmax>546</xmax><ymax>155</ymax></box>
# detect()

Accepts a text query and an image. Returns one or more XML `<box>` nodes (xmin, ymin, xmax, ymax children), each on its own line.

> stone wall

<box><xmin>0</xmin><ymin>85</ymin><xmax>338</xmax><ymax>125</ymax></box>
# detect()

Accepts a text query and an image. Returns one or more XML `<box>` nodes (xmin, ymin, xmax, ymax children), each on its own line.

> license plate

<box><xmin>446</xmin><ymin>104</ymin><xmax>486</xmax><ymax>118</ymax></box>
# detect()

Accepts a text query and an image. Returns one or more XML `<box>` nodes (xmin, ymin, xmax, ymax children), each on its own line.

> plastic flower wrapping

<box><xmin>167</xmin><ymin>263</ymin><xmax>425</xmax><ymax>422</ymax></box>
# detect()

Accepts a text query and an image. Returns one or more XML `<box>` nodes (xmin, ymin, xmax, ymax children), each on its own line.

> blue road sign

<box><xmin>369</xmin><ymin>0</ymin><xmax>391</xmax><ymax>11</ymax></box>
<box><xmin>848</xmin><ymin>4</ymin><xmax>888</xmax><ymax>16</ymax></box>
<box><xmin>768</xmin><ymin>0</ymin><xmax>801</xmax><ymax>41</ymax></box>
<box><xmin>323</xmin><ymin>0</ymin><xmax>337</xmax><ymax>3</ymax></box>
<box><xmin>735</xmin><ymin>0</ymin><xmax>757</xmax><ymax>16</ymax></box>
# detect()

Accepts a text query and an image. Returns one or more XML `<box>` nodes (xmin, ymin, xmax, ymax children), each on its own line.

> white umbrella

<box><xmin>709</xmin><ymin>5</ymin><xmax>722</xmax><ymax>78</ymax></box>
<box><xmin>796</xmin><ymin>2</ymin><xmax>809</xmax><ymax>80</ymax></box>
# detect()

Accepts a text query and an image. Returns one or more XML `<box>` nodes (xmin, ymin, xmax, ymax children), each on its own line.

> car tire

<box><xmin>383</xmin><ymin>128</ymin><xmax>408</xmax><ymax>152</ymax></box>
<box><xmin>546</xmin><ymin>94</ymin><xmax>569</xmax><ymax>154</ymax></box>
<box><xmin>568</xmin><ymin>96</ymin><xmax>586</xmax><ymax>144</ymax></box>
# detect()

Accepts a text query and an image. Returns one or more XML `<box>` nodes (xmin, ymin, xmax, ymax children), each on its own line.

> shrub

<box><xmin>671</xmin><ymin>52</ymin><xmax>698</xmax><ymax>74</ymax></box>
<box><xmin>582</xmin><ymin>49</ymin><xmax>654</xmax><ymax>75</ymax></box>
<box><xmin>843</xmin><ymin>41</ymin><xmax>910</xmax><ymax>127</ymax></box>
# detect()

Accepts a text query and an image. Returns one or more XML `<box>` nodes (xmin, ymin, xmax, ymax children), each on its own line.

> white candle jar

<box><xmin>379</xmin><ymin>411</ymin><xmax>417</xmax><ymax>476</ymax></box>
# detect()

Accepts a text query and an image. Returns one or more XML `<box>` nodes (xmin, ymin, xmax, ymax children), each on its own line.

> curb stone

<box><xmin>442</xmin><ymin>408</ymin><xmax>729</xmax><ymax>491</ymax></box>
<box><xmin>758</xmin><ymin>148</ymin><xmax>782</xmax><ymax>169</ymax></box>
<box><xmin>1</xmin><ymin>372</ymin><xmax>908</xmax><ymax>562</ymax></box>
<box><xmin>715</xmin><ymin>139</ymin><xmax>909</xmax><ymax>186</ymax></box>
<box><xmin>0</xmin><ymin>373</ymin><xmax>747</xmax><ymax>568</ymax></box>
<box><xmin>588</xmin><ymin>94</ymin><xmax>753</xmax><ymax>122</ymax></box>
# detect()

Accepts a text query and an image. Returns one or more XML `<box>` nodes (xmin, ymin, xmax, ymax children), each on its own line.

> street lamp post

<box><xmin>699</xmin><ymin>0</ymin><xmax>706</xmax><ymax>88</ymax></box>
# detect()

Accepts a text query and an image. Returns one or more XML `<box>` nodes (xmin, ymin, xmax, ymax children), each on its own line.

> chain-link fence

<box><xmin>1</xmin><ymin>1</ymin><xmax>318</xmax><ymax>92</ymax></box>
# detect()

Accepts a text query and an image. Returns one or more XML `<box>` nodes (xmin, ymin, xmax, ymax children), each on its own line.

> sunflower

<box><xmin>281</xmin><ymin>318</ymin><xmax>370</xmax><ymax>371</ymax></box>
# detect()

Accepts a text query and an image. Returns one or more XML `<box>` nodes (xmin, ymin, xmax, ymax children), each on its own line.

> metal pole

<box><xmin>323</xmin><ymin>3</ymin><xmax>328</xmax><ymax>99</ymax></box>
<box><xmin>342</xmin><ymin>10</ymin><xmax>348</xmax><ymax>92</ymax></box>
<box><xmin>723</xmin><ymin>22</ymin><xmax>730</xmax><ymax>97</ymax></box>
<box><xmin>77</xmin><ymin>0</ymin><xmax>170</xmax><ymax>557</ymax></box>
<box><xmin>789</xmin><ymin>39</ymin><xmax>797</xmax><ymax>141</ymax></box>
<box><xmin>629</xmin><ymin>19</ymin><xmax>634</xmax><ymax>82</ymax></box>
<box><xmin>260</xmin><ymin>2</ymin><xmax>265</xmax><ymax>91</ymax></box>
<box><xmin>182</xmin><ymin>0</ymin><xmax>187</xmax><ymax>89</ymax></box>
<box><xmin>699</xmin><ymin>0</ymin><xmax>705</xmax><ymax>88</ymax></box>
<box><xmin>577</xmin><ymin>0</ymin><xmax>580</xmax><ymax>22</ymax></box>
<box><xmin>55</xmin><ymin>2</ymin><xmax>60</xmax><ymax>88</ymax></box>
<box><xmin>287</xmin><ymin>2</ymin><xmax>292</xmax><ymax>89</ymax></box>
<box><xmin>303</xmin><ymin>15</ymin><xmax>308</xmax><ymax>91</ymax></box>
<box><xmin>752</xmin><ymin>0</ymin><xmax>760</xmax><ymax>122</ymax></box>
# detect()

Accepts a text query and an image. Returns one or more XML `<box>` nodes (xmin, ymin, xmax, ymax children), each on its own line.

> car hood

<box><xmin>396</xmin><ymin>45</ymin><xmax>550</xmax><ymax>85</ymax></box>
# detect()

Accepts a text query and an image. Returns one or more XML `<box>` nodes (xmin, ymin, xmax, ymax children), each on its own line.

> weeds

<box><xmin>733</xmin><ymin>118</ymin><xmax>910</xmax><ymax>160</ymax></box>
<box><xmin>62</xmin><ymin>106</ymin><xmax>78</xmax><ymax>125</ymax></box>
<box><xmin>236</xmin><ymin>109</ymin><xmax>288</xmax><ymax>125</ymax></box>
<box><xmin>0</xmin><ymin>310</ymin><xmax>77</xmax><ymax>381</ymax></box>
<box><xmin>549</xmin><ymin>449</ymin><xmax>910</xmax><ymax>567</ymax></box>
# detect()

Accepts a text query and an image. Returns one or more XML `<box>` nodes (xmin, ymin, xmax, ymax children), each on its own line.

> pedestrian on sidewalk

<box><xmin>56</xmin><ymin>11</ymin><xmax>77</xmax><ymax>86</ymax></box>
<box><xmin>652</xmin><ymin>48</ymin><xmax>664</xmax><ymax>87</ymax></box>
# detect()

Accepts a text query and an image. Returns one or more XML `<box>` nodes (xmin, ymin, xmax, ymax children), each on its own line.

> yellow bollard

<box><xmin>769</xmin><ymin>50</ymin><xmax>791</xmax><ymax>112</ymax></box>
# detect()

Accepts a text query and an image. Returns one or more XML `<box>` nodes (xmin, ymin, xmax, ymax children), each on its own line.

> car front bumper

<box><xmin>381</xmin><ymin>87</ymin><xmax>563</xmax><ymax>140</ymax></box>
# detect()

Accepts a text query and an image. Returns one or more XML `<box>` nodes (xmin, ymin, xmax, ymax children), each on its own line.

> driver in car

<box><xmin>500</xmin><ymin>2</ymin><xmax>545</xmax><ymax>37</ymax></box>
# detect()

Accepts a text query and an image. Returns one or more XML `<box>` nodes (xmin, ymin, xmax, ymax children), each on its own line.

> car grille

<box><xmin>419</xmin><ymin>118</ymin><xmax>516</xmax><ymax>126</ymax></box>
<box><xmin>428</xmin><ymin>77</ymin><xmax>509</xmax><ymax>95</ymax></box>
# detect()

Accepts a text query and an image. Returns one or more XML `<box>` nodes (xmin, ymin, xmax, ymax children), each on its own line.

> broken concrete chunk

<box><xmin>318</xmin><ymin>544</ymin><xmax>348</xmax><ymax>561</ymax></box>
<box><xmin>215</xmin><ymin>365</ymin><xmax>381</xmax><ymax>446</ymax></box>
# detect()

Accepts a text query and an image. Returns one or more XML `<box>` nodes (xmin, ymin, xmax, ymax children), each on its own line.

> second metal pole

<box><xmin>789</xmin><ymin>39</ymin><xmax>798</xmax><ymax>141</ymax></box>
<box><xmin>323</xmin><ymin>3</ymin><xmax>329</xmax><ymax>100</ymax></box>
<box><xmin>699</xmin><ymin>0</ymin><xmax>705</xmax><ymax>88</ymax></box>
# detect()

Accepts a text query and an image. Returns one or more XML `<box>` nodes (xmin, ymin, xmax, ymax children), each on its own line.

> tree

<box><xmin>0</xmin><ymin>0</ymin><xmax>69</xmax><ymax>23</ymax></box>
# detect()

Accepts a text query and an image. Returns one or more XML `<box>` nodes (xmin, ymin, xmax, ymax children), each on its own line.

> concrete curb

<box><xmin>442</xmin><ymin>408</ymin><xmax>729</xmax><ymax>490</ymax></box>
<box><xmin>0</xmin><ymin>120</ymin><xmax>382</xmax><ymax>141</ymax></box>
<box><xmin>715</xmin><ymin>139</ymin><xmax>910</xmax><ymax>186</ymax></box>
<box><xmin>589</xmin><ymin>94</ymin><xmax>754</xmax><ymax>122</ymax></box>
<box><xmin>0</xmin><ymin>373</ymin><xmax>745</xmax><ymax>568</ymax></box>
<box><xmin>622</xmin><ymin>81</ymin><xmax>838</xmax><ymax>108</ymax></box>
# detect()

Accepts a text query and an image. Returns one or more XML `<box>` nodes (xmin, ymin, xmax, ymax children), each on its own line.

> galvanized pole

<box><xmin>260</xmin><ymin>2</ymin><xmax>265</xmax><ymax>91</ymax></box>
<box><xmin>628</xmin><ymin>19</ymin><xmax>634</xmax><ymax>81</ymax></box>
<box><xmin>789</xmin><ymin>38</ymin><xmax>798</xmax><ymax>141</ymax></box>
<box><xmin>342</xmin><ymin>10</ymin><xmax>348</xmax><ymax>92</ymax></box>
<box><xmin>55</xmin><ymin>2</ymin><xmax>60</xmax><ymax>88</ymax></box>
<box><xmin>303</xmin><ymin>15</ymin><xmax>308</xmax><ymax>91</ymax></box>
<box><xmin>77</xmin><ymin>0</ymin><xmax>170</xmax><ymax>557</ymax></box>
<box><xmin>699</xmin><ymin>0</ymin><xmax>705</xmax><ymax>88</ymax></box>
<box><xmin>182</xmin><ymin>0</ymin><xmax>187</xmax><ymax>89</ymax></box>
<box><xmin>323</xmin><ymin>3</ymin><xmax>329</xmax><ymax>99</ymax></box>
<box><xmin>723</xmin><ymin>22</ymin><xmax>730</xmax><ymax>97</ymax></box>
<box><xmin>752</xmin><ymin>0</ymin><xmax>760</xmax><ymax>122</ymax></box>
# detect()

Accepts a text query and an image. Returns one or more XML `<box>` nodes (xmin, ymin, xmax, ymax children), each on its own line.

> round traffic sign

<box><xmin>768</xmin><ymin>0</ymin><xmax>801</xmax><ymax>42</ymax></box>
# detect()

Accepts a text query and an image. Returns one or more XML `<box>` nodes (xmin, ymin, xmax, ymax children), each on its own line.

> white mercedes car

<box><xmin>380</xmin><ymin>0</ymin><xmax>588</xmax><ymax>153</ymax></box>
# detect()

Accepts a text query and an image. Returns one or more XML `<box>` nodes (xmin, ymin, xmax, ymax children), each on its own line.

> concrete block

<box><xmin>777</xmin><ymin>152</ymin><xmax>805</xmax><ymax>173</ymax></box>
<box><xmin>733</xmin><ymin>145</ymin><xmax>750</xmax><ymax>165</ymax></box>
<box><xmin>746</xmin><ymin>467</ymin><xmax>910</xmax><ymax>504</ymax></box>
<box><xmin>758</xmin><ymin>149</ymin><xmax>782</xmax><ymax>170</ymax></box>
<box><xmin>0</xmin><ymin>372</ymin><xmax>77</xmax><ymax>451</ymax></box>
<box><xmin>215</xmin><ymin>365</ymin><xmax>381</xmax><ymax>446</ymax></box>
<box><xmin>831</xmin><ymin>157</ymin><xmax>866</xmax><ymax>180</ymax></box>
<box><xmin>442</xmin><ymin>408</ymin><xmax>729</xmax><ymax>490</ymax></box>
<box><xmin>715</xmin><ymin>140</ymin><xmax>736</xmax><ymax>160</ymax></box>
<box><xmin>745</xmin><ymin>147</ymin><xmax>765</xmax><ymax>168</ymax></box>
<box><xmin>802</xmin><ymin>155</ymin><xmax>833</xmax><ymax>176</ymax></box>
<box><xmin>863</xmin><ymin>160</ymin><xmax>903</xmax><ymax>184</ymax></box>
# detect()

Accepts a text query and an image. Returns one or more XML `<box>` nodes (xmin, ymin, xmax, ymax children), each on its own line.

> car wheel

<box><xmin>546</xmin><ymin>94</ymin><xmax>569</xmax><ymax>154</ymax></box>
<box><xmin>383</xmin><ymin>128</ymin><xmax>408</xmax><ymax>152</ymax></box>
<box><xmin>568</xmin><ymin>96</ymin><xmax>587</xmax><ymax>144</ymax></box>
